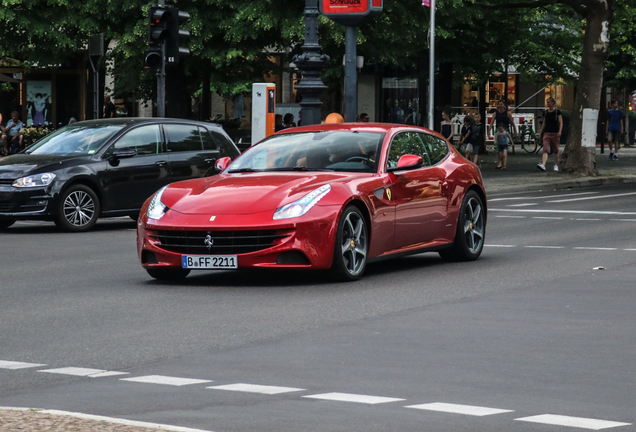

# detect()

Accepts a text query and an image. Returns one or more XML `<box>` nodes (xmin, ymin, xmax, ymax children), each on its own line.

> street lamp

<box><xmin>293</xmin><ymin>0</ymin><xmax>330</xmax><ymax>126</ymax></box>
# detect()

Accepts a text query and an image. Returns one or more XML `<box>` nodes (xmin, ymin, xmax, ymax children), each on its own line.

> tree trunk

<box><xmin>561</xmin><ymin>3</ymin><xmax>613</xmax><ymax>175</ymax></box>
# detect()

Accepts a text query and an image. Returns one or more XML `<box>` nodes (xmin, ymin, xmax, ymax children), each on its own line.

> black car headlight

<box><xmin>13</xmin><ymin>173</ymin><xmax>56</xmax><ymax>188</ymax></box>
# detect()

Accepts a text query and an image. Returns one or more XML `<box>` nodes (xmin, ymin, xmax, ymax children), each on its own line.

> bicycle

<box><xmin>519</xmin><ymin>119</ymin><xmax>541</xmax><ymax>154</ymax></box>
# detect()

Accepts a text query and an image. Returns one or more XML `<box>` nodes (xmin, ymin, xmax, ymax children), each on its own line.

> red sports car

<box><xmin>137</xmin><ymin>123</ymin><xmax>486</xmax><ymax>281</ymax></box>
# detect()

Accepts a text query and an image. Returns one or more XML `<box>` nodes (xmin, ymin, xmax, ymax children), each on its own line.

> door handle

<box><xmin>155</xmin><ymin>161</ymin><xmax>168</xmax><ymax>167</ymax></box>
<box><xmin>205</xmin><ymin>158</ymin><xmax>217</xmax><ymax>164</ymax></box>
<box><xmin>441</xmin><ymin>181</ymin><xmax>449</xmax><ymax>197</ymax></box>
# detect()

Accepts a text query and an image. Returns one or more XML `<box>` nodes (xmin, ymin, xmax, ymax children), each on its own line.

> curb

<box><xmin>484</xmin><ymin>175</ymin><xmax>636</xmax><ymax>195</ymax></box>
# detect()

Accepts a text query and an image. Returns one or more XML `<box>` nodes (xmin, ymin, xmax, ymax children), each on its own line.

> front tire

<box><xmin>146</xmin><ymin>268</ymin><xmax>191</xmax><ymax>281</ymax></box>
<box><xmin>0</xmin><ymin>220</ymin><xmax>16</xmax><ymax>229</ymax></box>
<box><xmin>54</xmin><ymin>184</ymin><xmax>100</xmax><ymax>232</ymax></box>
<box><xmin>331</xmin><ymin>206</ymin><xmax>368</xmax><ymax>281</ymax></box>
<box><xmin>439</xmin><ymin>190</ymin><xmax>485</xmax><ymax>261</ymax></box>
<box><xmin>522</xmin><ymin>133</ymin><xmax>537</xmax><ymax>153</ymax></box>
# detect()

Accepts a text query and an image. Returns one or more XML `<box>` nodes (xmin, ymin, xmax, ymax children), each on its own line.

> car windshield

<box><xmin>228</xmin><ymin>131</ymin><xmax>385</xmax><ymax>173</ymax></box>
<box><xmin>25</xmin><ymin>124</ymin><xmax>124</xmax><ymax>155</ymax></box>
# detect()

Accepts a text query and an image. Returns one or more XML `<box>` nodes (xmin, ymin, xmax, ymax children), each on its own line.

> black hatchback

<box><xmin>0</xmin><ymin>118</ymin><xmax>240</xmax><ymax>231</ymax></box>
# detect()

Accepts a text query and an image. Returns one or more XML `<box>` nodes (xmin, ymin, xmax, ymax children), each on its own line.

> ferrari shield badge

<box><xmin>386</xmin><ymin>188</ymin><xmax>392</xmax><ymax>201</ymax></box>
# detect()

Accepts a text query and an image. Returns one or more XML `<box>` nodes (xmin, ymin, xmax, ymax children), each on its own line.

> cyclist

<box><xmin>537</xmin><ymin>97</ymin><xmax>563</xmax><ymax>172</ymax></box>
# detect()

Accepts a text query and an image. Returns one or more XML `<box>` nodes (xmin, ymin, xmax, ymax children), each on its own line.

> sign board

<box><xmin>320</xmin><ymin>0</ymin><xmax>383</xmax><ymax>26</ymax></box>
<box><xmin>251</xmin><ymin>83</ymin><xmax>276</xmax><ymax>145</ymax></box>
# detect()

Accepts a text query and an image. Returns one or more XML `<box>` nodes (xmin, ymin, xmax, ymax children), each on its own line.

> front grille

<box><xmin>0</xmin><ymin>179</ymin><xmax>14</xmax><ymax>185</ymax></box>
<box><xmin>151</xmin><ymin>229</ymin><xmax>289</xmax><ymax>255</ymax></box>
<box><xmin>0</xmin><ymin>202</ymin><xmax>15</xmax><ymax>212</ymax></box>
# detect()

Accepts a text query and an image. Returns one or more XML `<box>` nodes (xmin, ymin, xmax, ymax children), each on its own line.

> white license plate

<box><xmin>182</xmin><ymin>255</ymin><xmax>238</xmax><ymax>269</ymax></box>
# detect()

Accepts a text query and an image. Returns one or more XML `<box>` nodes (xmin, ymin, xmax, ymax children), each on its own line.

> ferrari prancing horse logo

<box><xmin>386</xmin><ymin>188</ymin><xmax>392</xmax><ymax>201</ymax></box>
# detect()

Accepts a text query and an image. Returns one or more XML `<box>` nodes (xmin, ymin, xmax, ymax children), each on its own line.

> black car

<box><xmin>0</xmin><ymin>118</ymin><xmax>240</xmax><ymax>231</ymax></box>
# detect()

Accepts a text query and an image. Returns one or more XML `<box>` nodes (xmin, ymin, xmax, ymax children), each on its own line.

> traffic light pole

<box><xmin>157</xmin><ymin>0</ymin><xmax>166</xmax><ymax>117</ymax></box>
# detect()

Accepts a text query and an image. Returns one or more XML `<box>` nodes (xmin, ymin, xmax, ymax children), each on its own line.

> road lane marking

<box><xmin>611</xmin><ymin>219</ymin><xmax>636</xmax><ymax>222</ymax></box>
<box><xmin>532</xmin><ymin>216</ymin><xmax>565</xmax><ymax>220</ymax></box>
<box><xmin>525</xmin><ymin>246</ymin><xmax>565</xmax><ymax>249</ymax></box>
<box><xmin>515</xmin><ymin>414</ymin><xmax>631</xmax><ymax>430</ymax></box>
<box><xmin>495</xmin><ymin>215</ymin><xmax>526</xmax><ymax>218</ymax></box>
<box><xmin>547</xmin><ymin>191</ymin><xmax>636</xmax><ymax>203</ymax></box>
<box><xmin>302</xmin><ymin>392</ymin><xmax>405</xmax><ymax>404</ymax></box>
<box><xmin>490</xmin><ymin>209</ymin><xmax>636</xmax><ymax>216</ymax></box>
<box><xmin>573</xmin><ymin>247</ymin><xmax>618</xmax><ymax>251</ymax></box>
<box><xmin>0</xmin><ymin>361</ymin><xmax>47</xmax><ymax>369</ymax></box>
<box><xmin>405</xmin><ymin>402</ymin><xmax>513</xmax><ymax>416</ymax></box>
<box><xmin>576</xmin><ymin>218</ymin><xmax>602</xmax><ymax>221</ymax></box>
<box><xmin>0</xmin><ymin>407</ymin><xmax>216</xmax><ymax>432</ymax></box>
<box><xmin>37</xmin><ymin>367</ymin><xmax>128</xmax><ymax>377</ymax></box>
<box><xmin>208</xmin><ymin>383</ymin><xmax>305</xmax><ymax>395</ymax></box>
<box><xmin>485</xmin><ymin>244</ymin><xmax>517</xmax><ymax>248</ymax></box>
<box><xmin>508</xmin><ymin>203</ymin><xmax>539</xmax><ymax>207</ymax></box>
<box><xmin>489</xmin><ymin>192</ymin><xmax>599</xmax><ymax>202</ymax></box>
<box><xmin>120</xmin><ymin>375</ymin><xmax>212</xmax><ymax>386</ymax></box>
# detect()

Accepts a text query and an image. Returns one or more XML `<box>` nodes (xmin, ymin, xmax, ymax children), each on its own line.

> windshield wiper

<box><xmin>265</xmin><ymin>167</ymin><xmax>334</xmax><ymax>172</ymax></box>
<box><xmin>227</xmin><ymin>168</ymin><xmax>260</xmax><ymax>173</ymax></box>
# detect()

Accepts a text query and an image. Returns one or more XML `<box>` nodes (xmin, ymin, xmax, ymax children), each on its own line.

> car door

<box><xmin>164</xmin><ymin>124</ymin><xmax>219</xmax><ymax>182</ymax></box>
<box><xmin>385</xmin><ymin>131</ymin><xmax>450</xmax><ymax>249</ymax></box>
<box><xmin>100</xmin><ymin>124</ymin><xmax>170</xmax><ymax>211</ymax></box>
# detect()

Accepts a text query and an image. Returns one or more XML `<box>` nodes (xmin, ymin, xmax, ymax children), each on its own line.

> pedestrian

<box><xmin>358</xmin><ymin>112</ymin><xmax>370</xmax><ymax>122</ymax></box>
<box><xmin>537</xmin><ymin>97</ymin><xmax>563</xmax><ymax>172</ymax></box>
<box><xmin>470</xmin><ymin>113</ymin><xmax>484</xmax><ymax>166</ymax></box>
<box><xmin>489</xmin><ymin>99</ymin><xmax>518</xmax><ymax>164</ymax></box>
<box><xmin>103</xmin><ymin>95</ymin><xmax>116</xmax><ymax>118</ymax></box>
<box><xmin>274</xmin><ymin>114</ymin><xmax>285</xmax><ymax>132</ymax></box>
<box><xmin>325</xmin><ymin>113</ymin><xmax>345</xmax><ymax>124</ymax></box>
<box><xmin>440</xmin><ymin>110</ymin><xmax>454</xmax><ymax>145</ymax></box>
<box><xmin>1</xmin><ymin>111</ymin><xmax>24</xmax><ymax>155</ymax></box>
<box><xmin>606</xmin><ymin>100</ymin><xmax>624</xmax><ymax>161</ymax></box>
<box><xmin>283</xmin><ymin>113</ymin><xmax>296</xmax><ymax>128</ymax></box>
<box><xmin>494</xmin><ymin>122</ymin><xmax>513</xmax><ymax>170</ymax></box>
<box><xmin>458</xmin><ymin>114</ymin><xmax>473</xmax><ymax>153</ymax></box>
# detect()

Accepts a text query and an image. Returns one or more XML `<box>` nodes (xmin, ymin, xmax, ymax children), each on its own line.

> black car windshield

<box><xmin>25</xmin><ymin>124</ymin><xmax>125</xmax><ymax>155</ymax></box>
<box><xmin>227</xmin><ymin>131</ymin><xmax>385</xmax><ymax>173</ymax></box>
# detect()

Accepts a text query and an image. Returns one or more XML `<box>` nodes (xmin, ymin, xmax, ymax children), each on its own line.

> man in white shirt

<box><xmin>1</xmin><ymin>111</ymin><xmax>24</xmax><ymax>155</ymax></box>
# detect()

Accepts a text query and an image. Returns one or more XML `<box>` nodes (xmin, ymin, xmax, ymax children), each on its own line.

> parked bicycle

<box><xmin>519</xmin><ymin>119</ymin><xmax>541</xmax><ymax>154</ymax></box>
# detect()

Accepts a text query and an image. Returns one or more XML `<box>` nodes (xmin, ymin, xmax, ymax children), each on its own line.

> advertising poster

<box><xmin>26</xmin><ymin>81</ymin><xmax>52</xmax><ymax>126</ymax></box>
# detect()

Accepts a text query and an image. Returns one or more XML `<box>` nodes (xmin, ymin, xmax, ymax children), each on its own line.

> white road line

<box><xmin>611</xmin><ymin>219</ymin><xmax>636</xmax><ymax>222</ymax></box>
<box><xmin>576</xmin><ymin>218</ymin><xmax>602</xmax><ymax>221</ymax></box>
<box><xmin>485</xmin><ymin>244</ymin><xmax>517</xmax><ymax>248</ymax></box>
<box><xmin>625</xmin><ymin>249</ymin><xmax>636</xmax><ymax>251</ymax></box>
<box><xmin>490</xmin><ymin>209</ymin><xmax>636</xmax><ymax>216</ymax></box>
<box><xmin>37</xmin><ymin>367</ymin><xmax>128</xmax><ymax>377</ymax></box>
<box><xmin>0</xmin><ymin>407</ymin><xmax>215</xmax><ymax>432</ymax></box>
<box><xmin>573</xmin><ymin>247</ymin><xmax>618</xmax><ymax>251</ymax></box>
<box><xmin>208</xmin><ymin>383</ymin><xmax>305</xmax><ymax>395</ymax></box>
<box><xmin>302</xmin><ymin>392</ymin><xmax>405</xmax><ymax>404</ymax></box>
<box><xmin>495</xmin><ymin>215</ymin><xmax>526</xmax><ymax>218</ymax></box>
<box><xmin>405</xmin><ymin>402</ymin><xmax>513</xmax><ymax>416</ymax></box>
<box><xmin>120</xmin><ymin>375</ymin><xmax>212</xmax><ymax>386</ymax></box>
<box><xmin>532</xmin><ymin>216</ymin><xmax>565</xmax><ymax>220</ymax></box>
<box><xmin>547</xmin><ymin>191</ymin><xmax>636</xmax><ymax>203</ymax></box>
<box><xmin>525</xmin><ymin>245</ymin><xmax>565</xmax><ymax>249</ymax></box>
<box><xmin>0</xmin><ymin>361</ymin><xmax>47</xmax><ymax>370</ymax></box>
<box><xmin>489</xmin><ymin>192</ymin><xmax>599</xmax><ymax>202</ymax></box>
<box><xmin>515</xmin><ymin>414</ymin><xmax>631</xmax><ymax>430</ymax></box>
<box><xmin>508</xmin><ymin>203</ymin><xmax>539</xmax><ymax>207</ymax></box>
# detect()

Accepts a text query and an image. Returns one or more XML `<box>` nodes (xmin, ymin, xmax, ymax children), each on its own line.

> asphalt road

<box><xmin>2</xmin><ymin>184</ymin><xmax>636</xmax><ymax>432</ymax></box>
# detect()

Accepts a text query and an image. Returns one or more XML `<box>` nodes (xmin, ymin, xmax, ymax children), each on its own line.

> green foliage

<box><xmin>605</xmin><ymin>0</ymin><xmax>636</xmax><ymax>88</ymax></box>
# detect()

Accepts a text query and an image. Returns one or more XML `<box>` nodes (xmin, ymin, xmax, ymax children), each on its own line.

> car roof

<box><xmin>67</xmin><ymin>118</ymin><xmax>224</xmax><ymax>129</ymax></box>
<box><xmin>277</xmin><ymin>122</ymin><xmax>433</xmax><ymax>134</ymax></box>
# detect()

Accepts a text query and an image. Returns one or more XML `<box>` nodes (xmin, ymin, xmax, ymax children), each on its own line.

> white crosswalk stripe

<box><xmin>515</xmin><ymin>414</ymin><xmax>631</xmax><ymax>430</ymax></box>
<box><xmin>208</xmin><ymin>383</ymin><xmax>305</xmax><ymax>395</ymax></box>
<box><xmin>0</xmin><ymin>360</ymin><xmax>47</xmax><ymax>369</ymax></box>
<box><xmin>405</xmin><ymin>402</ymin><xmax>512</xmax><ymax>416</ymax></box>
<box><xmin>302</xmin><ymin>392</ymin><xmax>404</xmax><ymax>404</ymax></box>
<box><xmin>120</xmin><ymin>375</ymin><xmax>212</xmax><ymax>386</ymax></box>
<box><xmin>38</xmin><ymin>367</ymin><xmax>128</xmax><ymax>377</ymax></box>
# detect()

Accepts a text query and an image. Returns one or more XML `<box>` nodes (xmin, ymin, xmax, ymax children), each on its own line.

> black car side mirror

<box><xmin>110</xmin><ymin>148</ymin><xmax>136</xmax><ymax>159</ymax></box>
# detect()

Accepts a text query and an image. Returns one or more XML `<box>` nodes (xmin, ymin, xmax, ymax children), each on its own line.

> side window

<box><xmin>200</xmin><ymin>127</ymin><xmax>216</xmax><ymax>151</ymax></box>
<box><xmin>386</xmin><ymin>132</ymin><xmax>428</xmax><ymax>169</ymax></box>
<box><xmin>419</xmin><ymin>133</ymin><xmax>449</xmax><ymax>165</ymax></box>
<box><xmin>112</xmin><ymin>125</ymin><xmax>161</xmax><ymax>155</ymax></box>
<box><xmin>164</xmin><ymin>124</ymin><xmax>203</xmax><ymax>153</ymax></box>
<box><xmin>211</xmin><ymin>131</ymin><xmax>239</xmax><ymax>158</ymax></box>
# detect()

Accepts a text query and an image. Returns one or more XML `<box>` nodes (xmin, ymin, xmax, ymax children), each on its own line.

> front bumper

<box><xmin>0</xmin><ymin>185</ymin><xmax>54</xmax><ymax>220</ymax></box>
<box><xmin>137</xmin><ymin>205</ymin><xmax>341</xmax><ymax>271</ymax></box>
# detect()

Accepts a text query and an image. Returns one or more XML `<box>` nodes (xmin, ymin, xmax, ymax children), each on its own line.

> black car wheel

<box><xmin>55</xmin><ymin>184</ymin><xmax>100</xmax><ymax>232</ymax></box>
<box><xmin>0</xmin><ymin>220</ymin><xmax>16</xmax><ymax>229</ymax></box>
<box><xmin>146</xmin><ymin>268</ymin><xmax>191</xmax><ymax>281</ymax></box>
<box><xmin>331</xmin><ymin>206</ymin><xmax>368</xmax><ymax>281</ymax></box>
<box><xmin>439</xmin><ymin>190</ymin><xmax>485</xmax><ymax>261</ymax></box>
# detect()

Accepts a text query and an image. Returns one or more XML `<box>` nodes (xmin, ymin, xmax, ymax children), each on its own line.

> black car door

<box><xmin>164</xmin><ymin>124</ymin><xmax>220</xmax><ymax>181</ymax></box>
<box><xmin>100</xmin><ymin>124</ymin><xmax>170</xmax><ymax>211</ymax></box>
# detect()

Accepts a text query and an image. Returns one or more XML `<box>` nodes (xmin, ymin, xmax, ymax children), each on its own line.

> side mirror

<box><xmin>215</xmin><ymin>156</ymin><xmax>232</xmax><ymax>173</ymax></box>
<box><xmin>388</xmin><ymin>154</ymin><xmax>423</xmax><ymax>172</ymax></box>
<box><xmin>110</xmin><ymin>148</ymin><xmax>136</xmax><ymax>160</ymax></box>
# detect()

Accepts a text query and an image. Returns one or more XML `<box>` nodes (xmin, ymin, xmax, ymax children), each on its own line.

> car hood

<box><xmin>0</xmin><ymin>154</ymin><xmax>90</xmax><ymax>179</ymax></box>
<box><xmin>164</xmin><ymin>172</ymin><xmax>364</xmax><ymax>215</ymax></box>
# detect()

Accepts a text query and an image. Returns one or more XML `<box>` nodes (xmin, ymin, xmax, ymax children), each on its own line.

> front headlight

<box><xmin>13</xmin><ymin>172</ymin><xmax>56</xmax><ymax>188</ymax></box>
<box><xmin>147</xmin><ymin>186</ymin><xmax>169</xmax><ymax>220</ymax></box>
<box><xmin>273</xmin><ymin>184</ymin><xmax>331</xmax><ymax>220</ymax></box>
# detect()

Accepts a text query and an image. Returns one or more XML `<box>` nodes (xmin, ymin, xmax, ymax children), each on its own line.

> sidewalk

<box><xmin>479</xmin><ymin>145</ymin><xmax>636</xmax><ymax>194</ymax></box>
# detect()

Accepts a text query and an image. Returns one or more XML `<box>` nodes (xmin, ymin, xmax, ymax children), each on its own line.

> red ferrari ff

<box><xmin>137</xmin><ymin>123</ymin><xmax>486</xmax><ymax>281</ymax></box>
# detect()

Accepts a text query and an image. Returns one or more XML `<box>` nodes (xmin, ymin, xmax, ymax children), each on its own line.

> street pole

<box><xmin>428</xmin><ymin>0</ymin><xmax>436</xmax><ymax>129</ymax></box>
<box><xmin>157</xmin><ymin>0</ymin><xmax>166</xmax><ymax>117</ymax></box>
<box><xmin>344</xmin><ymin>26</ymin><xmax>357</xmax><ymax>122</ymax></box>
<box><xmin>294</xmin><ymin>0</ymin><xmax>329</xmax><ymax>126</ymax></box>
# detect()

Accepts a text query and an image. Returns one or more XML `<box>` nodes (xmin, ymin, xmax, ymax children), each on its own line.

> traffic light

<box><xmin>145</xmin><ymin>5</ymin><xmax>173</xmax><ymax>70</ymax></box>
<box><xmin>165</xmin><ymin>8</ymin><xmax>190</xmax><ymax>65</ymax></box>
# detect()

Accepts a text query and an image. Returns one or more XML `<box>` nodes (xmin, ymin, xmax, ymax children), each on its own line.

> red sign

<box><xmin>322</xmin><ymin>0</ymin><xmax>369</xmax><ymax>14</ymax></box>
<box><xmin>320</xmin><ymin>0</ymin><xmax>383</xmax><ymax>26</ymax></box>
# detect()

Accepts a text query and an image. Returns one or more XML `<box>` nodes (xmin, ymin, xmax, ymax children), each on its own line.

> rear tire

<box><xmin>522</xmin><ymin>133</ymin><xmax>537</xmax><ymax>153</ymax></box>
<box><xmin>146</xmin><ymin>268</ymin><xmax>191</xmax><ymax>281</ymax></box>
<box><xmin>0</xmin><ymin>219</ymin><xmax>16</xmax><ymax>229</ymax></box>
<box><xmin>439</xmin><ymin>190</ymin><xmax>485</xmax><ymax>261</ymax></box>
<box><xmin>54</xmin><ymin>184</ymin><xmax>100</xmax><ymax>232</ymax></box>
<box><xmin>331</xmin><ymin>206</ymin><xmax>368</xmax><ymax>281</ymax></box>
